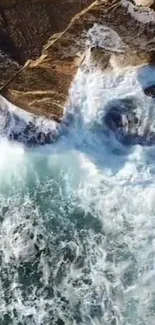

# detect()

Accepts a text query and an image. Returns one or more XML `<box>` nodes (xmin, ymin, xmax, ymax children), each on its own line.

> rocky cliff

<box><xmin>1</xmin><ymin>0</ymin><xmax>155</xmax><ymax>120</ymax></box>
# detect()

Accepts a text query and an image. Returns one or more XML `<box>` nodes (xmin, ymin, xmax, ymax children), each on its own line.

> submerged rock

<box><xmin>104</xmin><ymin>97</ymin><xmax>155</xmax><ymax>146</ymax></box>
<box><xmin>144</xmin><ymin>84</ymin><xmax>155</xmax><ymax>97</ymax></box>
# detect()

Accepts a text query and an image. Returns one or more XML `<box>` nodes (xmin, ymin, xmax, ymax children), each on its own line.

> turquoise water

<box><xmin>1</xmin><ymin>65</ymin><xmax>155</xmax><ymax>325</ymax></box>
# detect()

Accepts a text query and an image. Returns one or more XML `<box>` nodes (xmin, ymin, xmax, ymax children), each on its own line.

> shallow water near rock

<box><xmin>1</xmin><ymin>64</ymin><xmax>155</xmax><ymax>325</ymax></box>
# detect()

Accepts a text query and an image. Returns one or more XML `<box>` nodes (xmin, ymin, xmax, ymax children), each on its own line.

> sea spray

<box><xmin>0</xmin><ymin>62</ymin><xmax>155</xmax><ymax>325</ymax></box>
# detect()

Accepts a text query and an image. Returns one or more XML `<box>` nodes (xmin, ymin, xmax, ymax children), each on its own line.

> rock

<box><xmin>0</xmin><ymin>0</ymin><xmax>94</xmax><ymax>64</ymax></box>
<box><xmin>0</xmin><ymin>52</ymin><xmax>20</xmax><ymax>88</ymax></box>
<box><xmin>104</xmin><ymin>97</ymin><xmax>155</xmax><ymax>146</ymax></box>
<box><xmin>1</xmin><ymin>0</ymin><xmax>155</xmax><ymax>120</ymax></box>
<box><xmin>0</xmin><ymin>0</ymin><xmax>95</xmax><ymax>120</ymax></box>
<box><xmin>144</xmin><ymin>84</ymin><xmax>155</xmax><ymax>97</ymax></box>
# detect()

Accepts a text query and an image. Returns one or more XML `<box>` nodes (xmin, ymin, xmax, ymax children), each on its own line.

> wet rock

<box><xmin>144</xmin><ymin>84</ymin><xmax>155</xmax><ymax>97</ymax></box>
<box><xmin>104</xmin><ymin>98</ymin><xmax>138</xmax><ymax>130</ymax></box>
<box><xmin>57</xmin><ymin>318</ymin><xmax>65</xmax><ymax>325</ymax></box>
<box><xmin>0</xmin><ymin>51</ymin><xmax>20</xmax><ymax>88</ymax></box>
<box><xmin>105</xmin><ymin>109</ymin><xmax>124</xmax><ymax>131</ymax></box>
<box><xmin>104</xmin><ymin>97</ymin><xmax>155</xmax><ymax>146</ymax></box>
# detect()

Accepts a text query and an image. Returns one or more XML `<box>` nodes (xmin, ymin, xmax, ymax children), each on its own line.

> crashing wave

<box><xmin>0</xmin><ymin>96</ymin><xmax>60</xmax><ymax>146</ymax></box>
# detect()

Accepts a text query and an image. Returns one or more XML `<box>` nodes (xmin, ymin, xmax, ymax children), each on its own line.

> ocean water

<box><xmin>1</xmin><ymin>62</ymin><xmax>155</xmax><ymax>325</ymax></box>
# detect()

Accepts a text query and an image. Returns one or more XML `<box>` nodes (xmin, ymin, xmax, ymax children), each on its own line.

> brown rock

<box><xmin>2</xmin><ymin>0</ymin><xmax>155</xmax><ymax>120</ymax></box>
<box><xmin>0</xmin><ymin>0</ymin><xmax>94</xmax><ymax>64</ymax></box>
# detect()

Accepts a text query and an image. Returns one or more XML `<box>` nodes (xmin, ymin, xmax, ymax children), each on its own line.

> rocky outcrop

<box><xmin>1</xmin><ymin>0</ymin><xmax>155</xmax><ymax>121</ymax></box>
<box><xmin>0</xmin><ymin>0</ymin><xmax>94</xmax><ymax>64</ymax></box>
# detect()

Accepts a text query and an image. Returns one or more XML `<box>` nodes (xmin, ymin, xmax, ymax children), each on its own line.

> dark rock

<box><xmin>0</xmin><ymin>0</ymin><xmax>94</xmax><ymax>64</ymax></box>
<box><xmin>144</xmin><ymin>84</ymin><xmax>155</xmax><ymax>98</ymax></box>
<box><xmin>104</xmin><ymin>97</ymin><xmax>155</xmax><ymax>146</ymax></box>
<box><xmin>57</xmin><ymin>318</ymin><xmax>65</xmax><ymax>325</ymax></box>
<box><xmin>105</xmin><ymin>109</ymin><xmax>124</xmax><ymax>131</ymax></box>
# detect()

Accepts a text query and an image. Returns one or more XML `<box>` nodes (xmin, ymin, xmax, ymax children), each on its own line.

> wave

<box><xmin>0</xmin><ymin>56</ymin><xmax>155</xmax><ymax>325</ymax></box>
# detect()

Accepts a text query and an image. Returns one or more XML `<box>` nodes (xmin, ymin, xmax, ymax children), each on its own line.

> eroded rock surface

<box><xmin>0</xmin><ymin>52</ymin><xmax>20</xmax><ymax>88</ymax></box>
<box><xmin>0</xmin><ymin>0</ymin><xmax>94</xmax><ymax>64</ymax></box>
<box><xmin>1</xmin><ymin>0</ymin><xmax>155</xmax><ymax>120</ymax></box>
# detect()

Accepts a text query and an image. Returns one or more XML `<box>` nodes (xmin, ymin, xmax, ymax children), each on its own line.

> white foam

<box><xmin>0</xmin><ymin>95</ymin><xmax>58</xmax><ymax>131</ymax></box>
<box><xmin>0</xmin><ymin>95</ymin><xmax>60</xmax><ymax>145</ymax></box>
<box><xmin>1</xmin><ymin>57</ymin><xmax>155</xmax><ymax>324</ymax></box>
<box><xmin>87</xmin><ymin>24</ymin><xmax>125</xmax><ymax>52</ymax></box>
<box><xmin>122</xmin><ymin>0</ymin><xmax>155</xmax><ymax>23</ymax></box>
